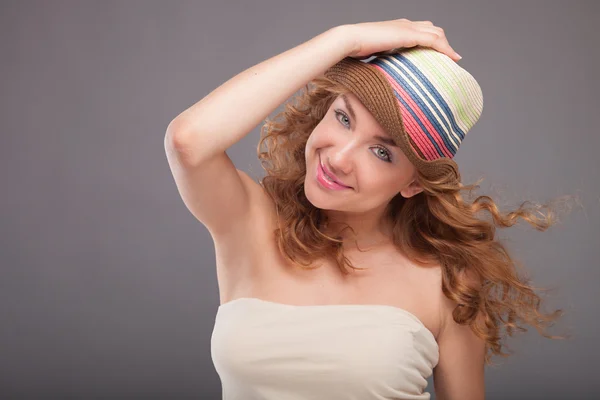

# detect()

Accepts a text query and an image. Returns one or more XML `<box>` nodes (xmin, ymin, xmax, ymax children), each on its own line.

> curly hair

<box><xmin>256</xmin><ymin>74</ymin><xmax>577</xmax><ymax>366</ymax></box>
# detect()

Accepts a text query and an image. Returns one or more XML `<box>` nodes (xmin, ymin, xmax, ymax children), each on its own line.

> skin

<box><xmin>304</xmin><ymin>92</ymin><xmax>487</xmax><ymax>399</ymax></box>
<box><xmin>303</xmin><ymin>92</ymin><xmax>423</xmax><ymax>248</ymax></box>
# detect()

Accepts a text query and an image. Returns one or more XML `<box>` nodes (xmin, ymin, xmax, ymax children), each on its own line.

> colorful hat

<box><xmin>324</xmin><ymin>46</ymin><xmax>483</xmax><ymax>187</ymax></box>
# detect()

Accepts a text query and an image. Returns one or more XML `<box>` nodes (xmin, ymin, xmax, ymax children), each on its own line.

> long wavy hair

<box><xmin>256</xmin><ymin>75</ymin><xmax>576</xmax><ymax>366</ymax></box>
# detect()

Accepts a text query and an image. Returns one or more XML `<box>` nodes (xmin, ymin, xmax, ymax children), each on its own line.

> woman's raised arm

<box><xmin>165</xmin><ymin>25</ymin><xmax>355</xmax><ymax>164</ymax></box>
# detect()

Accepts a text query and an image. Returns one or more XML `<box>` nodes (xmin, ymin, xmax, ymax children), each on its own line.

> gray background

<box><xmin>1</xmin><ymin>0</ymin><xmax>598</xmax><ymax>399</ymax></box>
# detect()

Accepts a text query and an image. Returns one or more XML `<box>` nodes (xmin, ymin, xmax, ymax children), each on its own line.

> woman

<box><xmin>165</xmin><ymin>19</ymin><xmax>566</xmax><ymax>400</ymax></box>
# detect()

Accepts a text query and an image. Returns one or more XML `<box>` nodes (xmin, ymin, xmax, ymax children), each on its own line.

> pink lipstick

<box><xmin>317</xmin><ymin>160</ymin><xmax>351</xmax><ymax>191</ymax></box>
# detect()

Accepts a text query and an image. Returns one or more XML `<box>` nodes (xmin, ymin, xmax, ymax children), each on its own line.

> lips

<box><xmin>319</xmin><ymin>156</ymin><xmax>351</xmax><ymax>188</ymax></box>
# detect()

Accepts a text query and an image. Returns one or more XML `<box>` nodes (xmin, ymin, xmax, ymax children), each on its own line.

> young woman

<box><xmin>165</xmin><ymin>18</ymin><xmax>565</xmax><ymax>400</ymax></box>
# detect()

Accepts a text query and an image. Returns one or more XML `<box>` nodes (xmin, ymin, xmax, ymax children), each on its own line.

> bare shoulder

<box><xmin>417</xmin><ymin>264</ymin><xmax>445</xmax><ymax>339</ymax></box>
<box><xmin>436</xmin><ymin>268</ymin><xmax>483</xmax><ymax>333</ymax></box>
<box><xmin>433</xmin><ymin>269</ymin><xmax>486</xmax><ymax>400</ymax></box>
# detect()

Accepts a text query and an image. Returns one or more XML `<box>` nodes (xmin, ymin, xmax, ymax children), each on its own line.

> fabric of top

<box><xmin>211</xmin><ymin>297</ymin><xmax>439</xmax><ymax>400</ymax></box>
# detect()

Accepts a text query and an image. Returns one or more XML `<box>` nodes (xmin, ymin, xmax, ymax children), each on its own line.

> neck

<box><xmin>321</xmin><ymin>217</ymin><xmax>394</xmax><ymax>250</ymax></box>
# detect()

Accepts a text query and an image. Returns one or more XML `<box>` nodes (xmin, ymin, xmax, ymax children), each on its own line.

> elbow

<box><xmin>164</xmin><ymin>118</ymin><xmax>220</xmax><ymax>167</ymax></box>
<box><xmin>164</xmin><ymin>119</ymin><xmax>200</xmax><ymax>165</ymax></box>
<box><xmin>165</xmin><ymin>118</ymin><xmax>191</xmax><ymax>151</ymax></box>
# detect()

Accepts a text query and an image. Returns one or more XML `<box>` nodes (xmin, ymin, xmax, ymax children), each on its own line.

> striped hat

<box><xmin>324</xmin><ymin>46</ymin><xmax>483</xmax><ymax>187</ymax></box>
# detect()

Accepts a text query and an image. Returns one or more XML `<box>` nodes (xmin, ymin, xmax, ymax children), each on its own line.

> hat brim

<box><xmin>324</xmin><ymin>56</ymin><xmax>461</xmax><ymax>187</ymax></box>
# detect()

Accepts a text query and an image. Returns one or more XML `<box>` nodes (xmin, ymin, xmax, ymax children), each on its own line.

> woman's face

<box><xmin>304</xmin><ymin>92</ymin><xmax>423</xmax><ymax>213</ymax></box>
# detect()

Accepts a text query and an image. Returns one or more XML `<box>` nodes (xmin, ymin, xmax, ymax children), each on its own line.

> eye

<box><xmin>334</xmin><ymin>110</ymin><xmax>393</xmax><ymax>163</ymax></box>
<box><xmin>334</xmin><ymin>110</ymin><xmax>350</xmax><ymax>128</ymax></box>
<box><xmin>372</xmin><ymin>146</ymin><xmax>392</xmax><ymax>163</ymax></box>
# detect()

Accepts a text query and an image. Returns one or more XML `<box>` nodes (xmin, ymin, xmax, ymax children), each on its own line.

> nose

<box><xmin>328</xmin><ymin>149</ymin><xmax>353</xmax><ymax>177</ymax></box>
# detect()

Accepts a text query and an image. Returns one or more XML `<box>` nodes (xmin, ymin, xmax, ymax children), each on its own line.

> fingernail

<box><xmin>455</xmin><ymin>52</ymin><xmax>462</xmax><ymax>60</ymax></box>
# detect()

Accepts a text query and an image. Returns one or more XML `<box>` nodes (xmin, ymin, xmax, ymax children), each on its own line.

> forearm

<box><xmin>166</xmin><ymin>25</ymin><xmax>356</xmax><ymax>163</ymax></box>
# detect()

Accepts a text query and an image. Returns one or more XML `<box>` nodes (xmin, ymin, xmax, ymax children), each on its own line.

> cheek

<box><xmin>305</xmin><ymin>128</ymin><xmax>329</xmax><ymax>161</ymax></box>
<box><xmin>304</xmin><ymin>135</ymin><xmax>317</xmax><ymax>165</ymax></box>
<box><xmin>305</xmin><ymin>133</ymin><xmax>316</xmax><ymax>150</ymax></box>
<box><xmin>364</xmin><ymin>173</ymin><xmax>402</xmax><ymax>195</ymax></box>
<box><xmin>305</xmin><ymin>125</ymin><xmax>324</xmax><ymax>148</ymax></box>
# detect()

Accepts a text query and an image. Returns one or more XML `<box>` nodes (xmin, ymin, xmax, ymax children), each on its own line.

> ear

<box><xmin>399</xmin><ymin>179</ymin><xmax>424</xmax><ymax>199</ymax></box>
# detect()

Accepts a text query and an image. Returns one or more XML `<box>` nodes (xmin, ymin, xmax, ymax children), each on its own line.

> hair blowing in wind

<box><xmin>257</xmin><ymin>74</ymin><xmax>578</xmax><ymax>366</ymax></box>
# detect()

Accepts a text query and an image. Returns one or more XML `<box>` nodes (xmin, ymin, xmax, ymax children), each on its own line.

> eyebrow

<box><xmin>341</xmin><ymin>94</ymin><xmax>357</xmax><ymax>122</ymax></box>
<box><xmin>374</xmin><ymin>135</ymin><xmax>399</xmax><ymax>148</ymax></box>
<box><xmin>341</xmin><ymin>94</ymin><xmax>399</xmax><ymax>148</ymax></box>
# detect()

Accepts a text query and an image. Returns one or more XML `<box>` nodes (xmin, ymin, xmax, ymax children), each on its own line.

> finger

<box><xmin>415</xmin><ymin>31</ymin><xmax>461</xmax><ymax>61</ymax></box>
<box><xmin>413</xmin><ymin>27</ymin><xmax>460</xmax><ymax>60</ymax></box>
<box><xmin>416</xmin><ymin>25</ymin><xmax>446</xmax><ymax>37</ymax></box>
<box><xmin>413</xmin><ymin>20</ymin><xmax>434</xmax><ymax>26</ymax></box>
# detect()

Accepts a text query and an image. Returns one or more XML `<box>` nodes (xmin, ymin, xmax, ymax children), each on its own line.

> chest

<box><xmin>215</xmin><ymin>227</ymin><xmax>443</xmax><ymax>339</ymax></box>
<box><xmin>212</xmin><ymin>188</ymin><xmax>443</xmax><ymax>339</ymax></box>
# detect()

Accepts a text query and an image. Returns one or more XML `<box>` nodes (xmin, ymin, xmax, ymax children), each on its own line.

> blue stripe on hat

<box><xmin>392</xmin><ymin>53</ymin><xmax>466</xmax><ymax>141</ymax></box>
<box><xmin>390</xmin><ymin>85</ymin><xmax>448</xmax><ymax>158</ymax></box>
<box><xmin>372</xmin><ymin>58</ymin><xmax>454</xmax><ymax>156</ymax></box>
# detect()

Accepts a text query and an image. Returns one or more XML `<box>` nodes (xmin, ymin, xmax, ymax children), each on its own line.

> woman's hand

<box><xmin>344</xmin><ymin>19</ymin><xmax>461</xmax><ymax>62</ymax></box>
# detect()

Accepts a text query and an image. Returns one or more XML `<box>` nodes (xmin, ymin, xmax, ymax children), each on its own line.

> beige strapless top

<box><xmin>211</xmin><ymin>297</ymin><xmax>439</xmax><ymax>400</ymax></box>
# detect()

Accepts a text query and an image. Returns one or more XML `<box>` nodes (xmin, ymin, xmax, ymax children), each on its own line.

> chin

<box><xmin>303</xmin><ymin>177</ymin><xmax>349</xmax><ymax>214</ymax></box>
<box><xmin>304</xmin><ymin>173</ymin><xmax>332</xmax><ymax>209</ymax></box>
